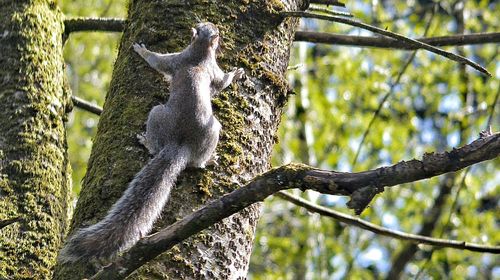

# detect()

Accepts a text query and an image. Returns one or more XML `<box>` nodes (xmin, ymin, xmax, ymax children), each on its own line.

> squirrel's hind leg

<box><xmin>189</xmin><ymin>117</ymin><xmax>221</xmax><ymax>168</ymax></box>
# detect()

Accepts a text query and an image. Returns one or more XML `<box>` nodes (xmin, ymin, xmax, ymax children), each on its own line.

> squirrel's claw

<box><xmin>133</xmin><ymin>43</ymin><xmax>147</xmax><ymax>56</ymax></box>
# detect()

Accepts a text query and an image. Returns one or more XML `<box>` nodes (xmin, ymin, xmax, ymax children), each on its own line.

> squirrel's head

<box><xmin>191</xmin><ymin>22</ymin><xmax>220</xmax><ymax>51</ymax></box>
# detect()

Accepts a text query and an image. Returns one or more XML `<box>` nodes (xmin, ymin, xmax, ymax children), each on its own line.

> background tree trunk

<box><xmin>54</xmin><ymin>0</ymin><xmax>304</xmax><ymax>278</ymax></box>
<box><xmin>0</xmin><ymin>1</ymin><xmax>71</xmax><ymax>279</ymax></box>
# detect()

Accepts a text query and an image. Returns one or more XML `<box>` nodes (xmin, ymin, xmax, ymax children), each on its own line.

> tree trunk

<box><xmin>54</xmin><ymin>0</ymin><xmax>304</xmax><ymax>279</ymax></box>
<box><xmin>0</xmin><ymin>1</ymin><xmax>71</xmax><ymax>279</ymax></box>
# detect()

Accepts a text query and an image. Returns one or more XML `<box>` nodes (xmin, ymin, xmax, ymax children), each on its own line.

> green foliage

<box><xmin>0</xmin><ymin>1</ymin><xmax>69</xmax><ymax>279</ymax></box>
<box><xmin>61</xmin><ymin>0</ymin><xmax>126</xmax><ymax>194</ymax></box>
<box><xmin>62</xmin><ymin>0</ymin><xmax>498</xmax><ymax>279</ymax></box>
<box><xmin>250</xmin><ymin>1</ymin><xmax>499</xmax><ymax>279</ymax></box>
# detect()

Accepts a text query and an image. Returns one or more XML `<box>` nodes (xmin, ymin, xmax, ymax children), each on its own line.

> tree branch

<box><xmin>62</xmin><ymin>16</ymin><xmax>500</xmax><ymax>50</ymax></box>
<box><xmin>71</xmin><ymin>96</ymin><xmax>103</xmax><ymax>116</ymax></box>
<box><xmin>0</xmin><ymin>217</ymin><xmax>20</xmax><ymax>230</ymax></box>
<box><xmin>309</xmin><ymin>0</ymin><xmax>346</xmax><ymax>7</ymax></box>
<box><xmin>64</xmin><ymin>17</ymin><xmax>125</xmax><ymax>34</ymax></box>
<box><xmin>275</xmin><ymin>191</ymin><xmax>500</xmax><ymax>253</ymax></box>
<box><xmin>294</xmin><ymin>32</ymin><xmax>500</xmax><ymax>49</ymax></box>
<box><xmin>282</xmin><ymin>12</ymin><xmax>491</xmax><ymax>76</ymax></box>
<box><xmin>90</xmin><ymin>132</ymin><xmax>500</xmax><ymax>280</ymax></box>
<box><xmin>307</xmin><ymin>6</ymin><xmax>353</xmax><ymax>17</ymax></box>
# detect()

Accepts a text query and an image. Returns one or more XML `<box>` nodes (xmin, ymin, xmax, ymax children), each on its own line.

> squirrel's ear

<box><xmin>191</xmin><ymin>28</ymin><xmax>197</xmax><ymax>41</ymax></box>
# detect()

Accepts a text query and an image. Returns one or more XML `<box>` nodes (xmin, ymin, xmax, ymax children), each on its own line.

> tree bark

<box><xmin>54</xmin><ymin>0</ymin><xmax>304</xmax><ymax>279</ymax></box>
<box><xmin>0</xmin><ymin>1</ymin><xmax>71</xmax><ymax>279</ymax></box>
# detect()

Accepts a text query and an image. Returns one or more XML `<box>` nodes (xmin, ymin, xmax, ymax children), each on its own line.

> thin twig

<box><xmin>294</xmin><ymin>32</ymin><xmax>500</xmax><ymax>49</ymax></box>
<box><xmin>309</xmin><ymin>0</ymin><xmax>346</xmax><ymax>8</ymax></box>
<box><xmin>307</xmin><ymin>6</ymin><xmax>353</xmax><ymax>17</ymax></box>
<box><xmin>282</xmin><ymin>11</ymin><xmax>491</xmax><ymax>76</ymax></box>
<box><xmin>71</xmin><ymin>96</ymin><xmax>103</xmax><ymax>115</ymax></box>
<box><xmin>275</xmin><ymin>191</ymin><xmax>500</xmax><ymax>253</ymax></box>
<box><xmin>287</xmin><ymin>63</ymin><xmax>304</xmax><ymax>71</ymax></box>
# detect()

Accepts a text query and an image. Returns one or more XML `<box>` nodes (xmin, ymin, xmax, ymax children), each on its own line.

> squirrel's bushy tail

<box><xmin>58</xmin><ymin>146</ymin><xmax>190</xmax><ymax>263</ymax></box>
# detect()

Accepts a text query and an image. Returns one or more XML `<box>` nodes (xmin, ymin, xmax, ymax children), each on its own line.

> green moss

<box><xmin>0</xmin><ymin>1</ymin><xmax>69</xmax><ymax>279</ymax></box>
<box><xmin>197</xmin><ymin>173</ymin><xmax>214</xmax><ymax>197</ymax></box>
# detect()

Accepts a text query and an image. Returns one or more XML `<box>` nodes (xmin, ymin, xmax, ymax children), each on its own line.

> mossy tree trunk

<box><xmin>0</xmin><ymin>1</ymin><xmax>71</xmax><ymax>279</ymax></box>
<box><xmin>54</xmin><ymin>0</ymin><xmax>304</xmax><ymax>278</ymax></box>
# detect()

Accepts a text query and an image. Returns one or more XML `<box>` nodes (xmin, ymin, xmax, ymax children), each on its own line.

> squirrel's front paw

<box><xmin>132</xmin><ymin>43</ymin><xmax>147</xmax><ymax>56</ymax></box>
<box><xmin>233</xmin><ymin>68</ymin><xmax>245</xmax><ymax>80</ymax></box>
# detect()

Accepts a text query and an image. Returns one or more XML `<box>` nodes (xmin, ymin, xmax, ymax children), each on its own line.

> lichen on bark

<box><xmin>0</xmin><ymin>1</ymin><xmax>70</xmax><ymax>279</ymax></box>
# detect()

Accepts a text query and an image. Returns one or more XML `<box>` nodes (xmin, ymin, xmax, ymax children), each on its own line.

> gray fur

<box><xmin>58</xmin><ymin>22</ymin><xmax>244</xmax><ymax>263</ymax></box>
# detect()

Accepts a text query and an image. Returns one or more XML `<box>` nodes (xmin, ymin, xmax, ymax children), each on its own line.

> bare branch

<box><xmin>282</xmin><ymin>11</ymin><xmax>491</xmax><ymax>76</ymax></box>
<box><xmin>309</xmin><ymin>0</ymin><xmax>346</xmax><ymax>7</ymax></box>
<box><xmin>71</xmin><ymin>96</ymin><xmax>103</xmax><ymax>115</ymax></box>
<box><xmin>0</xmin><ymin>217</ymin><xmax>20</xmax><ymax>230</ymax></box>
<box><xmin>294</xmin><ymin>32</ymin><xmax>500</xmax><ymax>49</ymax></box>
<box><xmin>64</xmin><ymin>17</ymin><xmax>125</xmax><ymax>34</ymax></box>
<box><xmin>307</xmin><ymin>6</ymin><xmax>353</xmax><ymax>17</ymax></box>
<box><xmin>276</xmin><ymin>191</ymin><xmax>500</xmax><ymax>253</ymax></box>
<box><xmin>90</xmin><ymin>133</ymin><xmax>500</xmax><ymax>280</ymax></box>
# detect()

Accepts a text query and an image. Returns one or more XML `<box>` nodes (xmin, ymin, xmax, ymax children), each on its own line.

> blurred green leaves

<box><xmin>61</xmin><ymin>0</ymin><xmax>126</xmax><ymax>194</ymax></box>
<box><xmin>251</xmin><ymin>1</ymin><xmax>499</xmax><ymax>279</ymax></box>
<box><xmin>61</xmin><ymin>0</ymin><xmax>498</xmax><ymax>279</ymax></box>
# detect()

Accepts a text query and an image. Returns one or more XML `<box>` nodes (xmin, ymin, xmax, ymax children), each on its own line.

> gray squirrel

<box><xmin>58</xmin><ymin>22</ymin><xmax>244</xmax><ymax>263</ymax></box>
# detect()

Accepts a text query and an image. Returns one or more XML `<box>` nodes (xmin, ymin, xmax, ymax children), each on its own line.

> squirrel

<box><xmin>58</xmin><ymin>22</ymin><xmax>244</xmax><ymax>263</ymax></box>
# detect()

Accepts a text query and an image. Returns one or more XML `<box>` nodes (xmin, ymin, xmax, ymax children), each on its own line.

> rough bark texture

<box><xmin>54</xmin><ymin>0</ymin><xmax>304</xmax><ymax>279</ymax></box>
<box><xmin>0</xmin><ymin>1</ymin><xmax>71</xmax><ymax>279</ymax></box>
